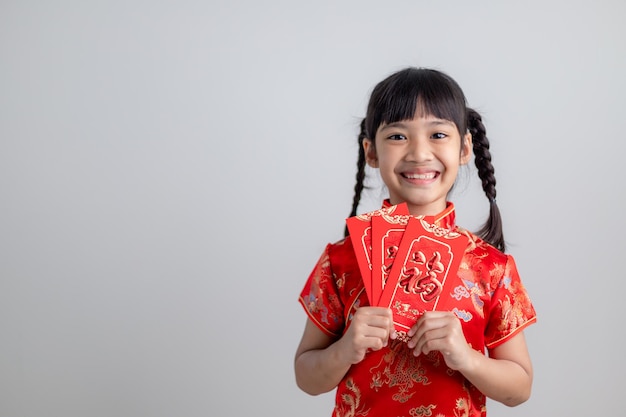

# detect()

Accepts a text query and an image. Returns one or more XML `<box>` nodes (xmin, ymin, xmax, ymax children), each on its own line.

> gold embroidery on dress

<box><xmin>419</xmin><ymin>218</ymin><xmax>459</xmax><ymax>238</ymax></box>
<box><xmin>335</xmin><ymin>271</ymin><xmax>346</xmax><ymax>289</ymax></box>
<box><xmin>461</xmin><ymin>277</ymin><xmax>487</xmax><ymax>319</ymax></box>
<box><xmin>452</xmin><ymin>382</ymin><xmax>481</xmax><ymax>417</ymax></box>
<box><xmin>368</xmin><ymin>341</ymin><xmax>430</xmax><ymax>404</ymax></box>
<box><xmin>458</xmin><ymin>228</ymin><xmax>476</xmax><ymax>252</ymax></box>
<box><xmin>408</xmin><ymin>404</ymin><xmax>437</xmax><ymax>416</ymax></box>
<box><xmin>490</xmin><ymin>262</ymin><xmax>505</xmax><ymax>280</ymax></box>
<box><xmin>335</xmin><ymin>377</ymin><xmax>371</xmax><ymax>417</ymax></box>
<box><xmin>498</xmin><ymin>285</ymin><xmax>529</xmax><ymax>333</ymax></box>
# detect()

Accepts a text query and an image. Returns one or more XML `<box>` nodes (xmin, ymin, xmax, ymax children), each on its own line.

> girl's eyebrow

<box><xmin>379</xmin><ymin>121</ymin><xmax>410</xmax><ymax>131</ymax></box>
<box><xmin>379</xmin><ymin>118</ymin><xmax>455</xmax><ymax>131</ymax></box>
<box><xmin>426</xmin><ymin>119</ymin><xmax>456</xmax><ymax>127</ymax></box>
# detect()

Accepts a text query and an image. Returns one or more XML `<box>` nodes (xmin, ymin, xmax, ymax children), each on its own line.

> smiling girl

<box><xmin>294</xmin><ymin>67</ymin><xmax>536</xmax><ymax>417</ymax></box>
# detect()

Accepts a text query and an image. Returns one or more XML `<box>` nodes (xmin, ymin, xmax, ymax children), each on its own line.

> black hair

<box><xmin>345</xmin><ymin>67</ymin><xmax>506</xmax><ymax>252</ymax></box>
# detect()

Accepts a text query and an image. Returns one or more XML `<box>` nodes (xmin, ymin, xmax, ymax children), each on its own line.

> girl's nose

<box><xmin>405</xmin><ymin>137</ymin><xmax>432</xmax><ymax>162</ymax></box>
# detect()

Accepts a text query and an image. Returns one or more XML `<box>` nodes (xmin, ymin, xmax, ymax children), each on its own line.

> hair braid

<box><xmin>344</xmin><ymin>119</ymin><xmax>368</xmax><ymax>237</ymax></box>
<box><xmin>467</xmin><ymin>108</ymin><xmax>506</xmax><ymax>252</ymax></box>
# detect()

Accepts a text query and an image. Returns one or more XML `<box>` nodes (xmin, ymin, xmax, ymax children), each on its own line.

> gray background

<box><xmin>1</xmin><ymin>0</ymin><xmax>624</xmax><ymax>416</ymax></box>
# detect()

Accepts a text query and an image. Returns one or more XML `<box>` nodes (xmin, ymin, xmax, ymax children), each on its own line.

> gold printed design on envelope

<box><xmin>347</xmin><ymin>203</ymin><xmax>412</xmax><ymax>305</ymax></box>
<box><xmin>382</xmin><ymin>213</ymin><xmax>411</xmax><ymax>226</ymax></box>
<box><xmin>399</xmin><ymin>251</ymin><xmax>445</xmax><ymax>302</ymax></box>
<box><xmin>377</xmin><ymin>215</ymin><xmax>470</xmax><ymax>341</ymax></box>
<box><xmin>355</xmin><ymin>204</ymin><xmax>406</xmax><ymax>222</ymax></box>
<box><xmin>386</xmin><ymin>245</ymin><xmax>399</xmax><ymax>261</ymax></box>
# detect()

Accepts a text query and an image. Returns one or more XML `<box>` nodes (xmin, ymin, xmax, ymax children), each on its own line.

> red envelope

<box><xmin>378</xmin><ymin>216</ymin><xmax>469</xmax><ymax>340</ymax></box>
<box><xmin>346</xmin><ymin>203</ymin><xmax>409</xmax><ymax>304</ymax></box>
<box><xmin>370</xmin><ymin>213</ymin><xmax>410</xmax><ymax>305</ymax></box>
<box><xmin>346</xmin><ymin>217</ymin><xmax>374</xmax><ymax>303</ymax></box>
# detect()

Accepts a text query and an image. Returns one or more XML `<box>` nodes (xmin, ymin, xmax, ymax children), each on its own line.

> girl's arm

<box><xmin>294</xmin><ymin>320</ymin><xmax>350</xmax><ymax>395</ymax></box>
<box><xmin>294</xmin><ymin>307</ymin><xmax>395</xmax><ymax>395</ymax></box>
<box><xmin>408</xmin><ymin>311</ymin><xmax>533</xmax><ymax>407</ymax></box>
<box><xmin>464</xmin><ymin>331</ymin><xmax>533</xmax><ymax>406</ymax></box>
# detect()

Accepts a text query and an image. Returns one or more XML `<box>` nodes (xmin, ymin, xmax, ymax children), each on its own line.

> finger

<box><xmin>421</xmin><ymin>310</ymin><xmax>453</xmax><ymax>319</ymax></box>
<box><xmin>352</xmin><ymin>308</ymin><xmax>395</xmax><ymax>345</ymax></box>
<box><xmin>407</xmin><ymin>315</ymin><xmax>433</xmax><ymax>348</ymax></box>
<box><xmin>407</xmin><ymin>320</ymin><xmax>421</xmax><ymax>338</ymax></box>
<box><xmin>348</xmin><ymin>319</ymin><xmax>390</xmax><ymax>341</ymax></box>
<box><xmin>353</xmin><ymin>328</ymin><xmax>392</xmax><ymax>351</ymax></box>
<box><xmin>389</xmin><ymin>328</ymin><xmax>398</xmax><ymax>340</ymax></box>
<box><xmin>357</xmin><ymin>311</ymin><xmax>395</xmax><ymax>329</ymax></box>
<box><xmin>354</xmin><ymin>307</ymin><xmax>393</xmax><ymax>322</ymax></box>
<box><xmin>411</xmin><ymin>324</ymin><xmax>453</xmax><ymax>353</ymax></box>
<box><xmin>358</xmin><ymin>306</ymin><xmax>393</xmax><ymax>316</ymax></box>
<box><xmin>415</xmin><ymin>334</ymin><xmax>457</xmax><ymax>357</ymax></box>
<box><xmin>415</xmin><ymin>312</ymin><xmax>457</xmax><ymax>335</ymax></box>
<box><xmin>362</xmin><ymin>315</ymin><xmax>394</xmax><ymax>332</ymax></box>
<box><xmin>364</xmin><ymin>335</ymin><xmax>389</xmax><ymax>350</ymax></box>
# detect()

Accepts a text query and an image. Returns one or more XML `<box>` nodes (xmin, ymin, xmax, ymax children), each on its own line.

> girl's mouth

<box><xmin>402</xmin><ymin>172</ymin><xmax>438</xmax><ymax>180</ymax></box>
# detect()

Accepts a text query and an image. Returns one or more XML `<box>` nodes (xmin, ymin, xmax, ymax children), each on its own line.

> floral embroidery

<box><xmin>304</xmin><ymin>293</ymin><xmax>330</xmax><ymax>325</ymax></box>
<box><xmin>335</xmin><ymin>378</ymin><xmax>370</xmax><ymax>417</ymax></box>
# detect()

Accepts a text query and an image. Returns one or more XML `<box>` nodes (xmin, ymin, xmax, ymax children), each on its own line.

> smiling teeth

<box><xmin>405</xmin><ymin>173</ymin><xmax>435</xmax><ymax>180</ymax></box>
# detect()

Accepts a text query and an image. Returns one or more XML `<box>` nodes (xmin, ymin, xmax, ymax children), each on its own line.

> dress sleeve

<box><xmin>485</xmin><ymin>254</ymin><xmax>537</xmax><ymax>349</ymax></box>
<box><xmin>298</xmin><ymin>244</ymin><xmax>345</xmax><ymax>337</ymax></box>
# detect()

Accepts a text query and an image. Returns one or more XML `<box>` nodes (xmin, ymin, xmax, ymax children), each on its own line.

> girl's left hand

<box><xmin>406</xmin><ymin>311</ymin><xmax>472</xmax><ymax>371</ymax></box>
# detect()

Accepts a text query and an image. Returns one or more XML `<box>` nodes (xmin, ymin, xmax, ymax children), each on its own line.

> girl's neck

<box><xmin>390</xmin><ymin>199</ymin><xmax>449</xmax><ymax>218</ymax></box>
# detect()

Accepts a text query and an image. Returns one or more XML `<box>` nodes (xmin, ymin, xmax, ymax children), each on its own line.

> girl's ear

<box><xmin>460</xmin><ymin>132</ymin><xmax>473</xmax><ymax>165</ymax></box>
<box><xmin>362</xmin><ymin>138</ymin><xmax>379</xmax><ymax>168</ymax></box>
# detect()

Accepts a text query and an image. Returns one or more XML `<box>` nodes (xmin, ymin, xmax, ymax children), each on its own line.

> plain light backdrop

<box><xmin>1</xmin><ymin>1</ymin><xmax>625</xmax><ymax>416</ymax></box>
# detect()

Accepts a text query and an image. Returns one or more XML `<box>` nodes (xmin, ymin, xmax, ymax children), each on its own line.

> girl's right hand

<box><xmin>337</xmin><ymin>307</ymin><xmax>396</xmax><ymax>364</ymax></box>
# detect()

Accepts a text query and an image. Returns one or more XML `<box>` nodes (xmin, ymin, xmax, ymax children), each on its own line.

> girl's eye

<box><xmin>431</xmin><ymin>132</ymin><xmax>447</xmax><ymax>140</ymax></box>
<box><xmin>387</xmin><ymin>134</ymin><xmax>406</xmax><ymax>141</ymax></box>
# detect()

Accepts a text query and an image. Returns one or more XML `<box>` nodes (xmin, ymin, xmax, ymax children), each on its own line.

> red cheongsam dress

<box><xmin>298</xmin><ymin>202</ymin><xmax>537</xmax><ymax>417</ymax></box>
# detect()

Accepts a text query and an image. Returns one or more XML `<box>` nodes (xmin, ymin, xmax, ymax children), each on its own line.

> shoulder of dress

<box><xmin>327</xmin><ymin>236</ymin><xmax>352</xmax><ymax>254</ymax></box>
<box><xmin>459</xmin><ymin>228</ymin><xmax>509</xmax><ymax>265</ymax></box>
<box><xmin>322</xmin><ymin>236</ymin><xmax>358</xmax><ymax>269</ymax></box>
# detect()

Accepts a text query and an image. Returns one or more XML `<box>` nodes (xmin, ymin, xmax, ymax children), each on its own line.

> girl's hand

<box><xmin>337</xmin><ymin>307</ymin><xmax>396</xmax><ymax>364</ymax></box>
<box><xmin>406</xmin><ymin>311</ymin><xmax>472</xmax><ymax>371</ymax></box>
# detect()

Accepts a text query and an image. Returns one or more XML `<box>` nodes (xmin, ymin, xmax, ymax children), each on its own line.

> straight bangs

<box><xmin>366</xmin><ymin>68</ymin><xmax>467</xmax><ymax>138</ymax></box>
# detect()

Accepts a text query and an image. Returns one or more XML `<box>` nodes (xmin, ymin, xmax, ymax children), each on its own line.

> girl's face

<box><xmin>362</xmin><ymin>114</ymin><xmax>472</xmax><ymax>217</ymax></box>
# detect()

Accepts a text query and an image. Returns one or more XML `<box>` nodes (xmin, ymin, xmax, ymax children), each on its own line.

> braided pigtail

<box><xmin>344</xmin><ymin>119</ymin><xmax>368</xmax><ymax>237</ymax></box>
<box><xmin>467</xmin><ymin>108</ymin><xmax>506</xmax><ymax>252</ymax></box>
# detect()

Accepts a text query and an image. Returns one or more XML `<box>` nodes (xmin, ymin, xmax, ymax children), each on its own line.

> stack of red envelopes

<box><xmin>346</xmin><ymin>203</ymin><xmax>469</xmax><ymax>341</ymax></box>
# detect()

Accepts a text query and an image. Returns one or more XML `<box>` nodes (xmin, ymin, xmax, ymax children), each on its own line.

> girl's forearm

<box><xmin>459</xmin><ymin>349</ymin><xmax>532</xmax><ymax>407</ymax></box>
<box><xmin>294</xmin><ymin>342</ymin><xmax>352</xmax><ymax>396</ymax></box>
